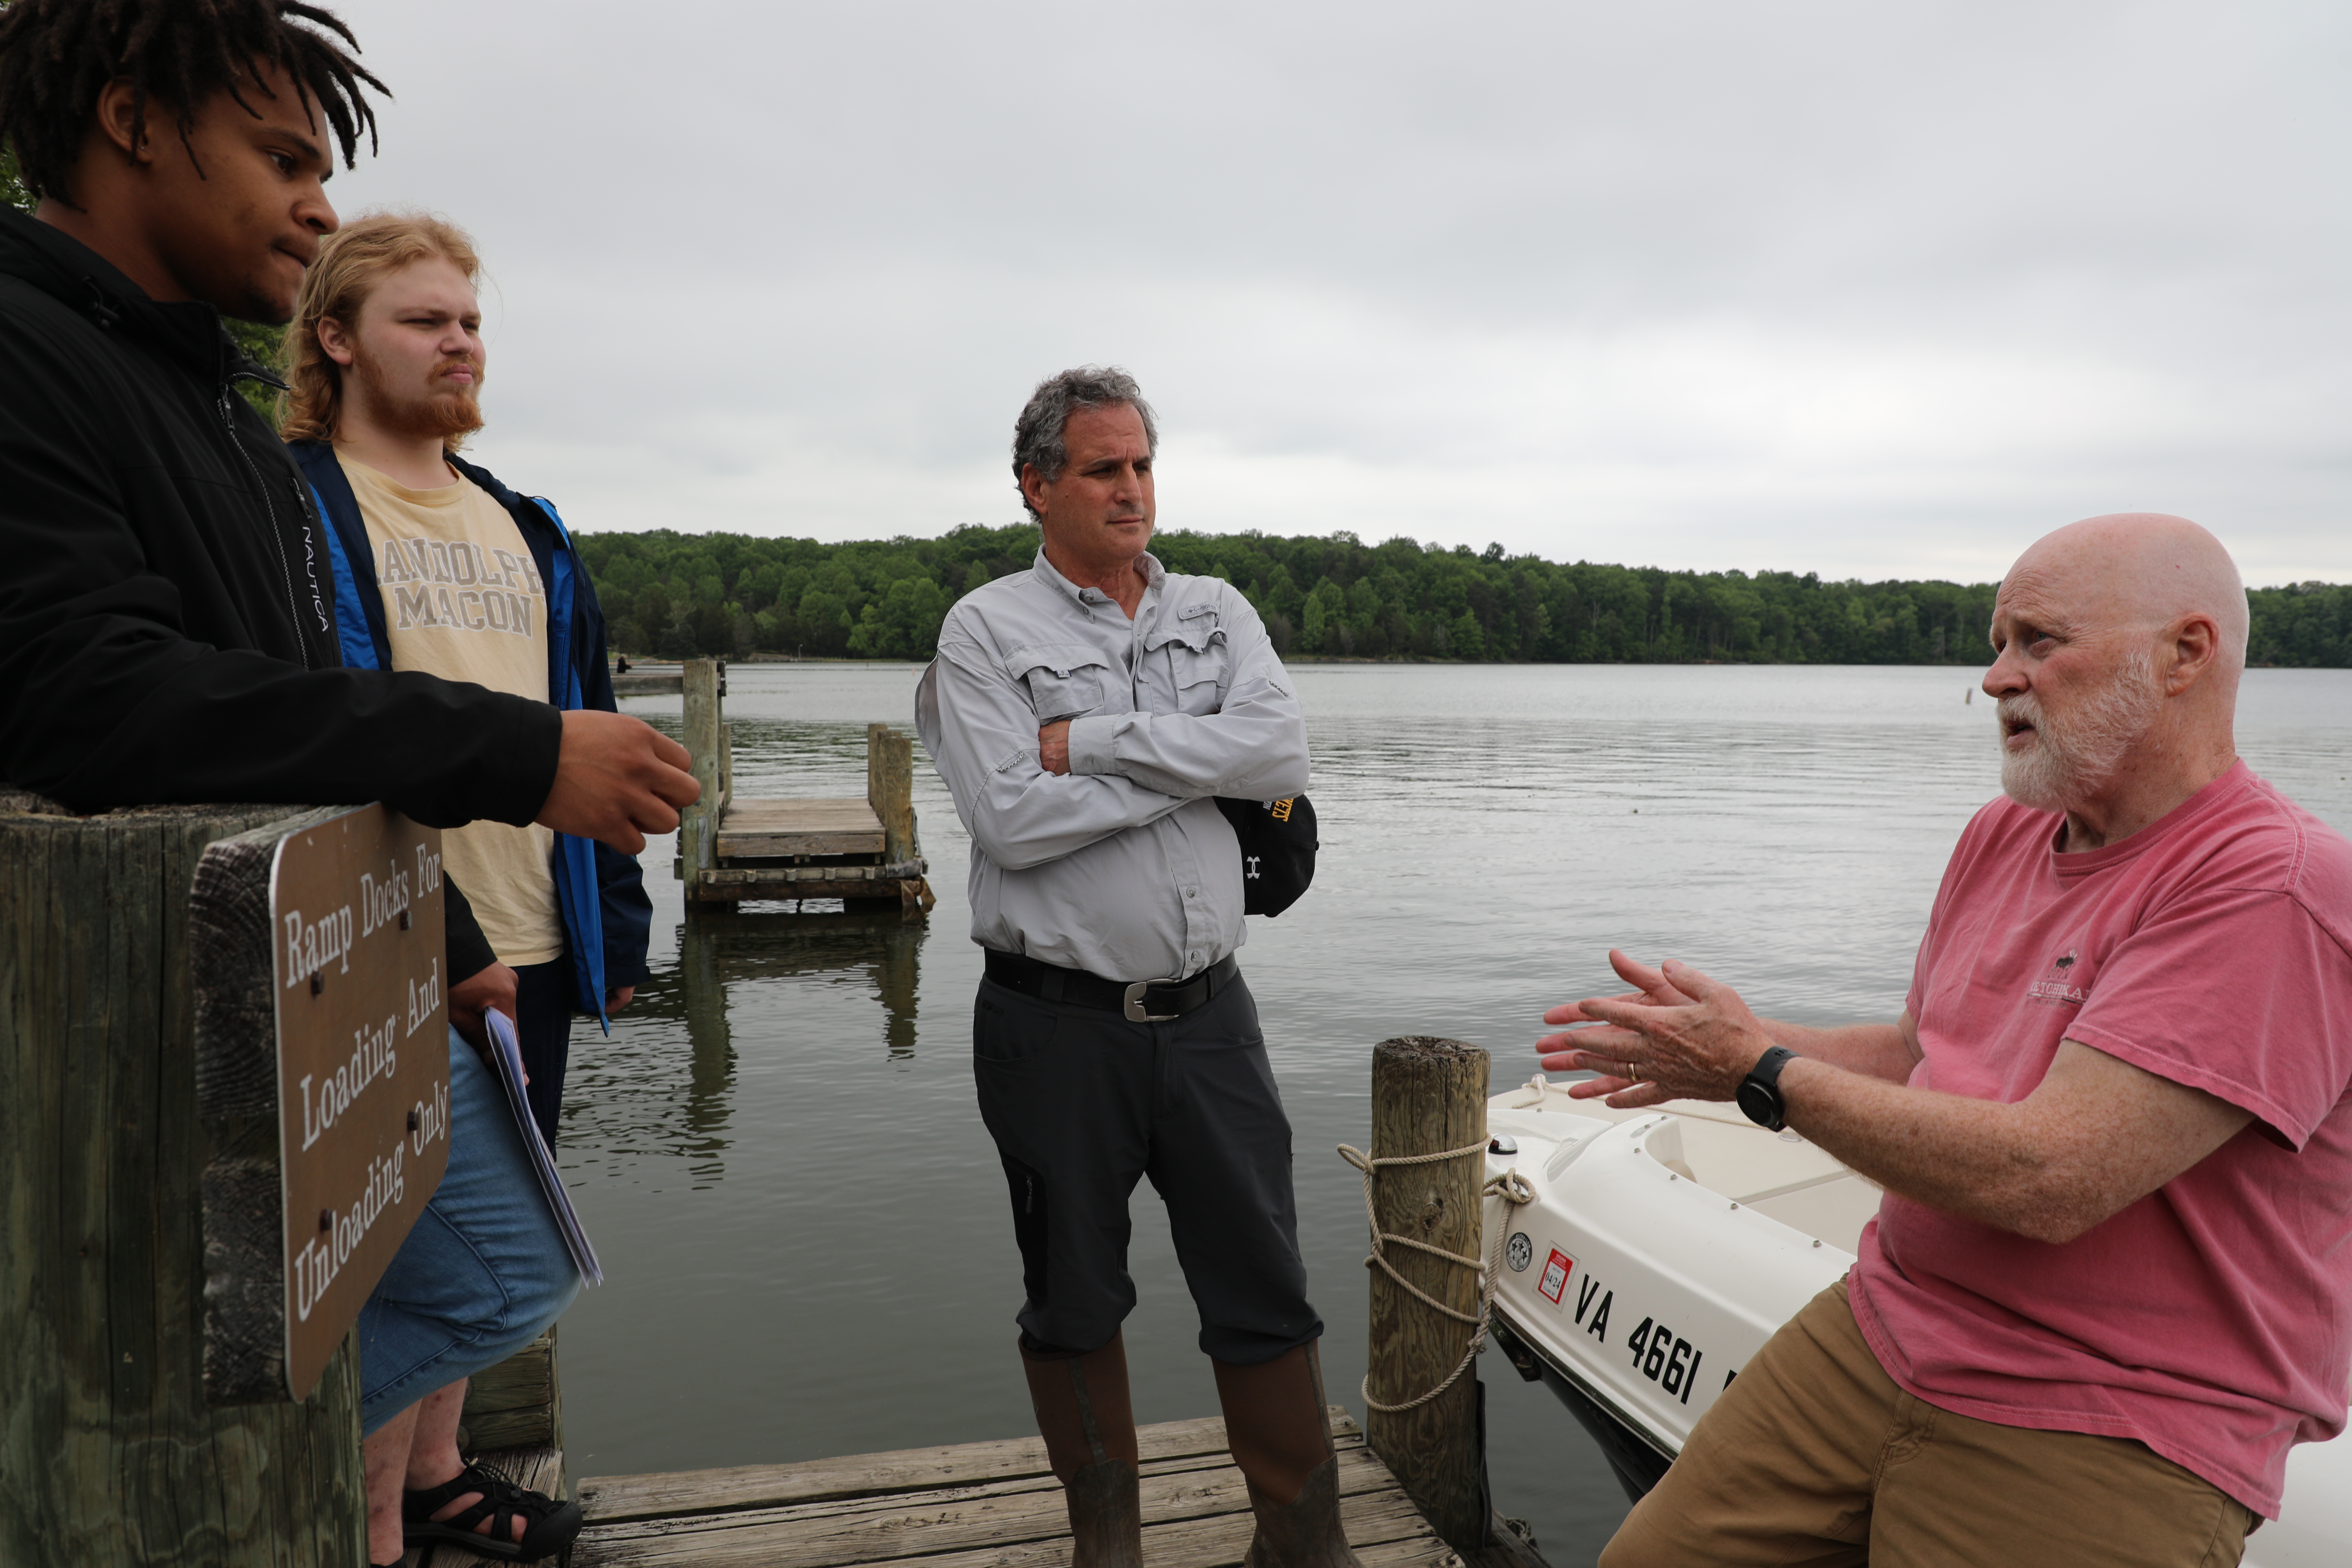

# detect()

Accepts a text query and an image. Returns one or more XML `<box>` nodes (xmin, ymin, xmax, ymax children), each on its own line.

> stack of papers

<box><xmin>485</xmin><ymin>1009</ymin><xmax>604</xmax><ymax>1287</ymax></box>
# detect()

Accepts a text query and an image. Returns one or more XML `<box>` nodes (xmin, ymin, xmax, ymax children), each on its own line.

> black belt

<box><xmin>984</xmin><ymin>950</ymin><xmax>1239</xmax><ymax>1023</ymax></box>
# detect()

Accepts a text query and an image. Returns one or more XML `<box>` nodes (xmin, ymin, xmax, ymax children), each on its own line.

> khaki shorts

<box><xmin>1600</xmin><ymin>1279</ymin><xmax>2259</xmax><ymax>1568</ymax></box>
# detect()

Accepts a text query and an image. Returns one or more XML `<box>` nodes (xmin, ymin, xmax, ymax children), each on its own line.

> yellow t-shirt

<box><xmin>344</xmin><ymin>454</ymin><xmax>565</xmax><ymax>966</ymax></box>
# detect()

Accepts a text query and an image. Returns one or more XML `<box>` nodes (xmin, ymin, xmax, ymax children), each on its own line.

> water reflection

<box><xmin>681</xmin><ymin>909</ymin><xmax>925</xmax><ymax>1060</ymax></box>
<box><xmin>572</xmin><ymin>910</ymin><xmax>931</xmax><ymax>1190</ymax></box>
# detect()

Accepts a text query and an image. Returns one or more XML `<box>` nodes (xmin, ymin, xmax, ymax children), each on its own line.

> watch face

<box><xmin>1736</xmin><ymin>1079</ymin><xmax>1781</xmax><ymax>1128</ymax></box>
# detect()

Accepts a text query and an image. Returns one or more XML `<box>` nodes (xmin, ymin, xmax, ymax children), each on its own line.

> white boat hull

<box><xmin>1479</xmin><ymin>1077</ymin><xmax>2352</xmax><ymax>1562</ymax></box>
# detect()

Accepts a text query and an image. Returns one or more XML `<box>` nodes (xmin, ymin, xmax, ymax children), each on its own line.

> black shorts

<box><xmin>972</xmin><ymin>966</ymin><xmax>1322</xmax><ymax>1365</ymax></box>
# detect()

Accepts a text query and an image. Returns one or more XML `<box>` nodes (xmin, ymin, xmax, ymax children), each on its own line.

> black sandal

<box><xmin>402</xmin><ymin>1456</ymin><xmax>584</xmax><ymax>1562</ymax></box>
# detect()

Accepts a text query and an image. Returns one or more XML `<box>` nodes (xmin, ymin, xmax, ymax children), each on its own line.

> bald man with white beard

<box><xmin>1537</xmin><ymin>516</ymin><xmax>2352</xmax><ymax>1567</ymax></box>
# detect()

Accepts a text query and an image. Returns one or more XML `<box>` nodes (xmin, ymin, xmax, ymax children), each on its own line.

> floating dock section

<box><xmin>620</xmin><ymin>659</ymin><xmax>935</xmax><ymax>915</ymax></box>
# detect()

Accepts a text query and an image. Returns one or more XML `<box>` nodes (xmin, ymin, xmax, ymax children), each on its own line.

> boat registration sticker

<box><xmin>1538</xmin><ymin>1247</ymin><xmax>1574</xmax><ymax>1305</ymax></box>
<box><xmin>1507</xmin><ymin>1232</ymin><xmax>1534</xmax><ymax>1272</ymax></box>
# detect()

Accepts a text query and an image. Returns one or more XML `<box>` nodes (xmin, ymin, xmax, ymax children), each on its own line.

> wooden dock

<box><xmin>408</xmin><ymin>1408</ymin><xmax>1518</xmax><ymax>1568</ymax></box>
<box><xmin>625</xmin><ymin>659</ymin><xmax>935</xmax><ymax>914</ymax></box>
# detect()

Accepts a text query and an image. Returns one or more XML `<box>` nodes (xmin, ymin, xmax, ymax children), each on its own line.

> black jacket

<box><xmin>0</xmin><ymin>208</ymin><xmax>562</xmax><ymax>824</ymax></box>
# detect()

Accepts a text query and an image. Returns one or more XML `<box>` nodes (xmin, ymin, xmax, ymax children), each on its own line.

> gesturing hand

<box><xmin>1536</xmin><ymin>948</ymin><xmax>1776</xmax><ymax>1109</ymax></box>
<box><xmin>537</xmin><ymin>710</ymin><xmax>701</xmax><ymax>854</ymax></box>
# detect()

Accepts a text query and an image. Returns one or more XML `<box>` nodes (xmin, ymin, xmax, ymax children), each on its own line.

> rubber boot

<box><xmin>1212</xmin><ymin>1340</ymin><xmax>1364</xmax><ymax>1568</ymax></box>
<box><xmin>1022</xmin><ymin>1331</ymin><xmax>1144</xmax><ymax>1568</ymax></box>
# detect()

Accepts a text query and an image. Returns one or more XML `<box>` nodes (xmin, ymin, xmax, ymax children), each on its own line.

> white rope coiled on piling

<box><xmin>1336</xmin><ymin>1140</ymin><xmax>1536</xmax><ymax>1413</ymax></box>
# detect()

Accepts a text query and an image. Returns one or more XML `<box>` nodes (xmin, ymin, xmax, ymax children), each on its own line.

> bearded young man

<box><xmin>1537</xmin><ymin>514</ymin><xmax>2352</xmax><ymax>1568</ymax></box>
<box><xmin>282</xmin><ymin>212</ymin><xmax>649</xmax><ymax>1152</ymax></box>
<box><xmin>0</xmin><ymin>4</ymin><xmax>695</xmax><ymax>1563</ymax></box>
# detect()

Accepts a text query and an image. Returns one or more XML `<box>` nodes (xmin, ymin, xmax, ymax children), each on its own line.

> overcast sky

<box><xmin>320</xmin><ymin>1</ymin><xmax>2350</xmax><ymax>585</ymax></box>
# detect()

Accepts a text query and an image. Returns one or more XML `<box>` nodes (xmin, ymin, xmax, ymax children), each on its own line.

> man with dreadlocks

<box><xmin>0</xmin><ymin>2</ymin><xmax>697</xmax><ymax>1562</ymax></box>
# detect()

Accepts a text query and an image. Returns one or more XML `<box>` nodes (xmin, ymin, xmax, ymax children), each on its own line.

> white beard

<box><xmin>1998</xmin><ymin>649</ymin><xmax>2162</xmax><ymax>813</ymax></box>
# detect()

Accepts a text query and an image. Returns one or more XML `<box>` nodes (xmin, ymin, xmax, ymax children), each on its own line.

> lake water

<box><xmin>570</xmin><ymin>663</ymin><xmax>2352</xmax><ymax>1566</ymax></box>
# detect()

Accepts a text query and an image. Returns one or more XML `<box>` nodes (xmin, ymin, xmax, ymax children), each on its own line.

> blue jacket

<box><xmin>288</xmin><ymin>441</ymin><xmax>652</xmax><ymax>1025</ymax></box>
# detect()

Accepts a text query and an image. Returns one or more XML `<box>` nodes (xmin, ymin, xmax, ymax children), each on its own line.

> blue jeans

<box><xmin>357</xmin><ymin>1028</ymin><xmax>582</xmax><ymax>1437</ymax></box>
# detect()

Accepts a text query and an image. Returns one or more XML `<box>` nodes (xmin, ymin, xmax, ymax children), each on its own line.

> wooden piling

<box><xmin>0</xmin><ymin>797</ymin><xmax>366</xmax><ymax>1566</ymax></box>
<box><xmin>680</xmin><ymin>658</ymin><xmax>724</xmax><ymax>899</ymax></box>
<box><xmin>1365</xmin><ymin>1035</ymin><xmax>1491</xmax><ymax>1556</ymax></box>
<box><xmin>867</xmin><ymin>722</ymin><xmax>915</xmax><ymax>864</ymax></box>
<box><xmin>854</xmin><ymin>723</ymin><xmax>921</xmax><ymax>913</ymax></box>
<box><xmin>461</xmin><ymin>1326</ymin><xmax>563</xmax><ymax>1452</ymax></box>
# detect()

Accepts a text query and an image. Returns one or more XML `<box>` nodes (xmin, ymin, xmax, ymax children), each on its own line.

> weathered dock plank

<box><xmin>579</xmin><ymin>1492</ymin><xmax>1444</xmax><ymax>1568</ymax></box>
<box><xmin>583</xmin><ymin>1445</ymin><xmax>1396</xmax><ymax>1550</ymax></box>
<box><xmin>568</xmin><ymin>1411</ymin><xmax>1462</xmax><ymax>1568</ymax></box>
<box><xmin>580</xmin><ymin>1414</ymin><xmax>1239</xmax><ymax>1522</ymax></box>
<box><xmin>716</xmin><ymin>798</ymin><xmax>887</xmax><ymax>859</ymax></box>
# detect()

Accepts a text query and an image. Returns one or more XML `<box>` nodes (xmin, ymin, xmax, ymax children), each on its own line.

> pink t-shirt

<box><xmin>1848</xmin><ymin>762</ymin><xmax>2352</xmax><ymax>1516</ymax></box>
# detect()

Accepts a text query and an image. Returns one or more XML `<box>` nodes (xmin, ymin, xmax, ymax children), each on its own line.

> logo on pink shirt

<box><xmin>2027</xmin><ymin>948</ymin><xmax>2088</xmax><ymax>1006</ymax></box>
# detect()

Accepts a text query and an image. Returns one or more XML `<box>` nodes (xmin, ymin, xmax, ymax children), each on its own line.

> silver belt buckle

<box><xmin>1124</xmin><ymin>979</ymin><xmax>1180</xmax><ymax>1024</ymax></box>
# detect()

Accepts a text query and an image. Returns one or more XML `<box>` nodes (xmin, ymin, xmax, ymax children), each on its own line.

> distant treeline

<box><xmin>573</xmin><ymin>525</ymin><xmax>2352</xmax><ymax>668</ymax></box>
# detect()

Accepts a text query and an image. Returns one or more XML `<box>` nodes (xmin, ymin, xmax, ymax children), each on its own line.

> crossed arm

<box><xmin>922</xmin><ymin>636</ymin><xmax>1195</xmax><ymax>869</ymax></box>
<box><xmin>922</xmin><ymin>606</ymin><xmax>1307</xmax><ymax>870</ymax></box>
<box><xmin>1537</xmin><ymin>951</ymin><xmax>2253</xmax><ymax>1245</ymax></box>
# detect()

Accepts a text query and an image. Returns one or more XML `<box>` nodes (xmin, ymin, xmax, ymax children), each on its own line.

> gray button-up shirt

<box><xmin>916</xmin><ymin>549</ymin><xmax>1309</xmax><ymax>982</ymax></box>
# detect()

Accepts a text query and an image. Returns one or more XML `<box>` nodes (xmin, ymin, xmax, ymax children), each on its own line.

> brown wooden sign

<box><xmin>270</xmin><ymin>805</ymin><xmax>451</xmax><ymax>1399</ymax></box>
<box><xmin>192</xmin><ymin>804</ymin><xmax>451</xmax><ymax>1404</ymax></box>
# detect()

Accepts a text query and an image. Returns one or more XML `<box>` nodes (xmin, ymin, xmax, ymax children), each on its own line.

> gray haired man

<box><xmin>917</xmin><ymin>368</ymin><xmax>1351</xmax><ymax>1568</ymax></box>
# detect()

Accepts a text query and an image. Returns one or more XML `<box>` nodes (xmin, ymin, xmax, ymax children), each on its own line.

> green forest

<box><xmin>575</xmin><ymin>524</ymin><xmax>2352</xmax><ymax>668</ymax></box>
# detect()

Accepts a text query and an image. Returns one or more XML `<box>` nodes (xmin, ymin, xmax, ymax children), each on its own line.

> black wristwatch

<box><xmin>1736</xmin><ymin>1046</ymin><xmax>1799</xmax><ymax>1132</ymax></box>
